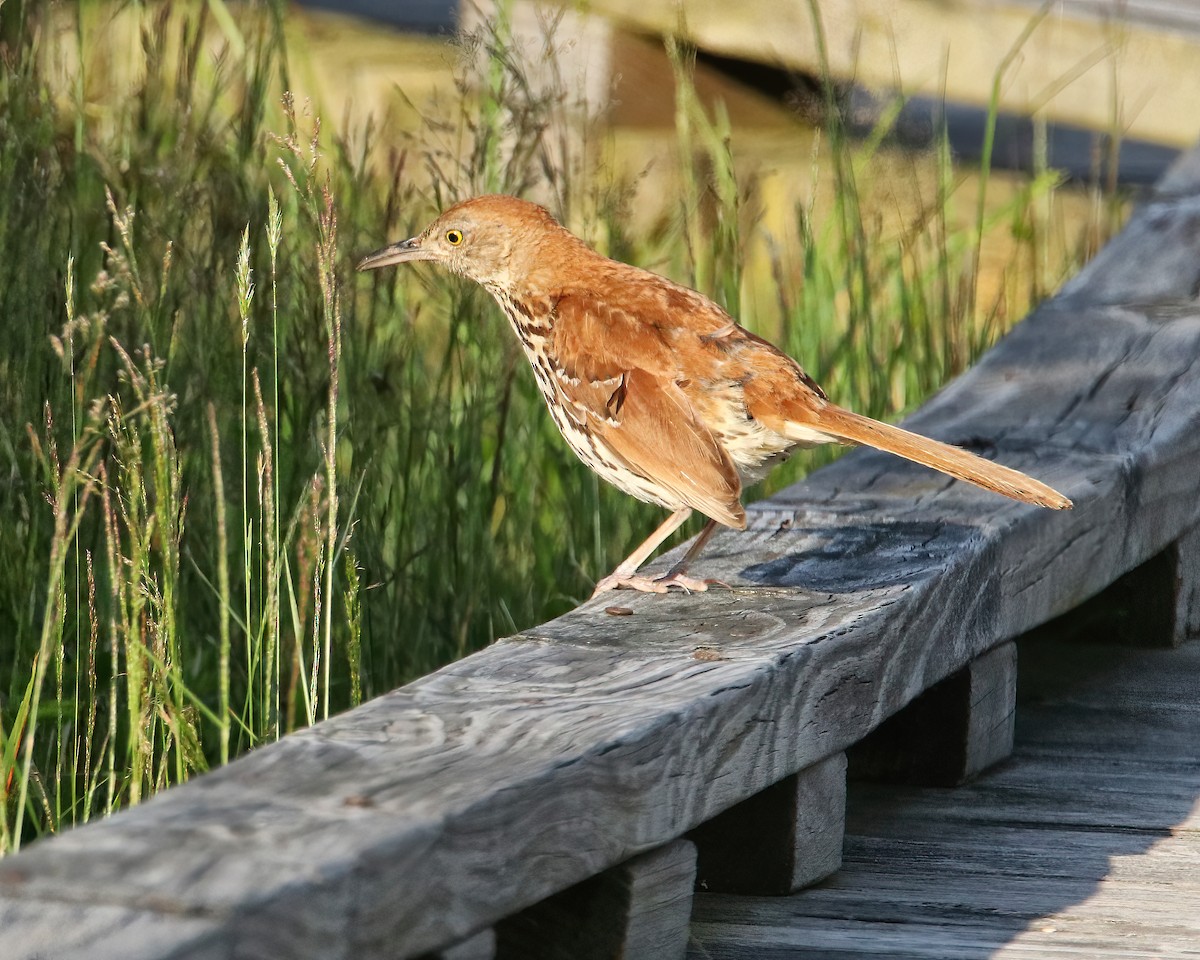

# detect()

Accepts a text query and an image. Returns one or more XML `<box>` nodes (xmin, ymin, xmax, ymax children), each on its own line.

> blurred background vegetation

<box><xmin>0</xmin><ymin>0</ymin><xmax>1155</xmax><ymax>850</ymax></box>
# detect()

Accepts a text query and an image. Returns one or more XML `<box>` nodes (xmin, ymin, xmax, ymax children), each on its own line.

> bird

<box><xmin>358</xmin><ymin>195</ymin><xmax>1071</xmax><ymax>597</ymax></box>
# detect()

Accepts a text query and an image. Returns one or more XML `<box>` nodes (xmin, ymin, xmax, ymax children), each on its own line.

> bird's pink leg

<box><xmin>591</xmin><ymin>511</ymin><xmax>724</xmax><ymax>597</ymax></box>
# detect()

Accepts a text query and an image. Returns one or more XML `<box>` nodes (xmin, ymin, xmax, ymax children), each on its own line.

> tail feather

<box><xmin>787</xmin><ymin>405</ymin><xmax>1072</xmax><ymax>510</ymax></box>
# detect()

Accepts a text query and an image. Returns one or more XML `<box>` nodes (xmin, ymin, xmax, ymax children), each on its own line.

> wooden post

<box><xmin>1025</xmin><ymin>528</ymin><xmax>1200</xmax><ymax>649</ymax></box>
<box><xmin>850</xmin><ymin>642</ymin><xmax>1018</xmax><ymax>786</ymax></box>
<box><xmin>494</xmin><ymin>840</ymin><xmax>696</xmax><ymax>960</ymax></box>
<box><xmin>689</xmin><ymin>752</ymin><xmax>847</xmax><ymax>895</ymax></box>
<box><xmin>1172</xmin><ymin>524</ymin><xmax>1200</xmax><ymax>646</ymax></box>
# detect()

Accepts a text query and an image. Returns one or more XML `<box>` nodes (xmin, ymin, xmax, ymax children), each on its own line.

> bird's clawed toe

<box><xmin>654</xmin><ymin>573</ymin><xmax>712</xmax><ymax>593</ymax></box>
<box><xmin>590</xmin><ymin>574</ymin><xmax>668</xmax><ymax>598</ymax></box>
<box><xmin>590</xmin><ymin>572</ymin><xmax>726</xmax><ymax>598</ymax></box>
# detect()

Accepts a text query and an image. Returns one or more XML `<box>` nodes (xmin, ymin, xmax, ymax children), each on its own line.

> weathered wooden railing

<box><xmin>6</xmin><ymin>150</ymin><xmax>1200</xmax><ymax>960</ymax></box>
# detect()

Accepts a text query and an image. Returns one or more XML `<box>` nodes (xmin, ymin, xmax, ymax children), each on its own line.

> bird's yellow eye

<box><xmin>445</xmin><ymin>229</ymin><xmax>464</xmax><ymax>246</ymax></box>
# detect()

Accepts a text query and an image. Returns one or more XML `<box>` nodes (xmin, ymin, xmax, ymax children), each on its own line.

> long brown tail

<box><xmin>790</xmin><ymin>405</ymin><xmax>1072</xmax><ymax>510</ymax></box>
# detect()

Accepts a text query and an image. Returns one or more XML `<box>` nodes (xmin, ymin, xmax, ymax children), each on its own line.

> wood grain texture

<box><xmin>4</xmin><ymin>155</ymin><xmax>1200</xmax><ymax>960</ymax></box>
<box><xmin>615</xmin><ymin>840</ymin><xmax>697</xmax><ymax>960</ymax></box>
<box><xmin>423</xmin><ymin>930</ymin><xmax>496</xmax><ymax>960</ymax></box>
<box><xmin>0</xmin><ymin>899</ymin><xmax>225</xmax><ymax>960</ymax></box>
<box><xmin>689</xmin><ymin>638</ymin><xmax>1200</xmax><ymax>959</ymax></box>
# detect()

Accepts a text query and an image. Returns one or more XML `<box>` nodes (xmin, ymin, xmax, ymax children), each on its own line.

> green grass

<box><xmin>0</xmin><ymin>0</ymin><xmax>1124</xmax><ymax>853</ymax></box>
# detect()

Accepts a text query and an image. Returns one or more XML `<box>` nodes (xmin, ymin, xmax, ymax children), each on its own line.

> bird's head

<box><xmin>357</xmin><ymin>194</ymin><xmax>567</xmax><ymax>290</ymax></box>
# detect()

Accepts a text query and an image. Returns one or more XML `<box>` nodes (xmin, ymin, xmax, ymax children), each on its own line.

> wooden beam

<box><xmin>691</xmin><ymin>753</ymin><xmax>847</xmax><ymax>894</ymax></box>
<box><xmin>1175</xmin><ymin>524</ymin><xmax>1200</xmax><ymax>644</ymax></box>
<box><xmin>1025</xmin><ymin>526</ymin><xmax>1200</xmax><ymax>648</ymax></box>
<box><xmin>546</xmin><ymin>0</ymin><xmax>1200</xmax><ymax>148</ymax></box>
<box><xmin>422</xmin><ymin>930</ymin><xmax>496</xmax><ymax>960</ymax></box>
<box><xmin>494</xmin><ymin>840</ymin><xmax>696</xmax><ymax>960</ymax></box>
<box><xmin>849</xmin><ymin>644</ymin><xmax>1017</xmax><ymax>786</ymax></box>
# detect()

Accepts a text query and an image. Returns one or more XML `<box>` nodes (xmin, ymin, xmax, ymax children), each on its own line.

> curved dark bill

<box><xmin>356</xmin><ymin>238</ymin><xmax>430</xmax><ymax>271</ymax></box>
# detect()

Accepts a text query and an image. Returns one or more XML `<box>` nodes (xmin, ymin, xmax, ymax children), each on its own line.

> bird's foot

<box><xmin>591</xmin><ymin>573</ymin><xmax>668</xmax><ymax>597</ymax></box>
<box><xmin>656</xmin><ymin>572</ymin><xmax>724</xmax><ymax>593</ymax></box>
<box><xmin>590</xmin><ymin>572</ymin><xmax>725</xmax><ymax>598</ymax></box>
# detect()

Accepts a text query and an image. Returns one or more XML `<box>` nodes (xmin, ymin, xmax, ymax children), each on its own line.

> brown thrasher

<box><xmin>359</xmin><ymin>195</ymin><xmax>1071</xmax><ymax>597</ymax></box>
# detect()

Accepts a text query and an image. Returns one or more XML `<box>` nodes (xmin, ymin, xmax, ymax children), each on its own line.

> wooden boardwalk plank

<box><xmin>841</xmin><ymin>831</ymin><xmax>1200</xmax><ymax>882</ymax></box>
<box><xmin>690</xmin><ymin>638</ymin><xmax>1200</xmax><ymax>959</ymax></box>
<box><xmin>690</xmin><ymin>914</ymin><xmax>1200</xmax><ymax>960</ymax></box>
<box><xmin>557</xmin><ymin>0</ymin><xmax>1200</xmax><ymax>147</ymax></box>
